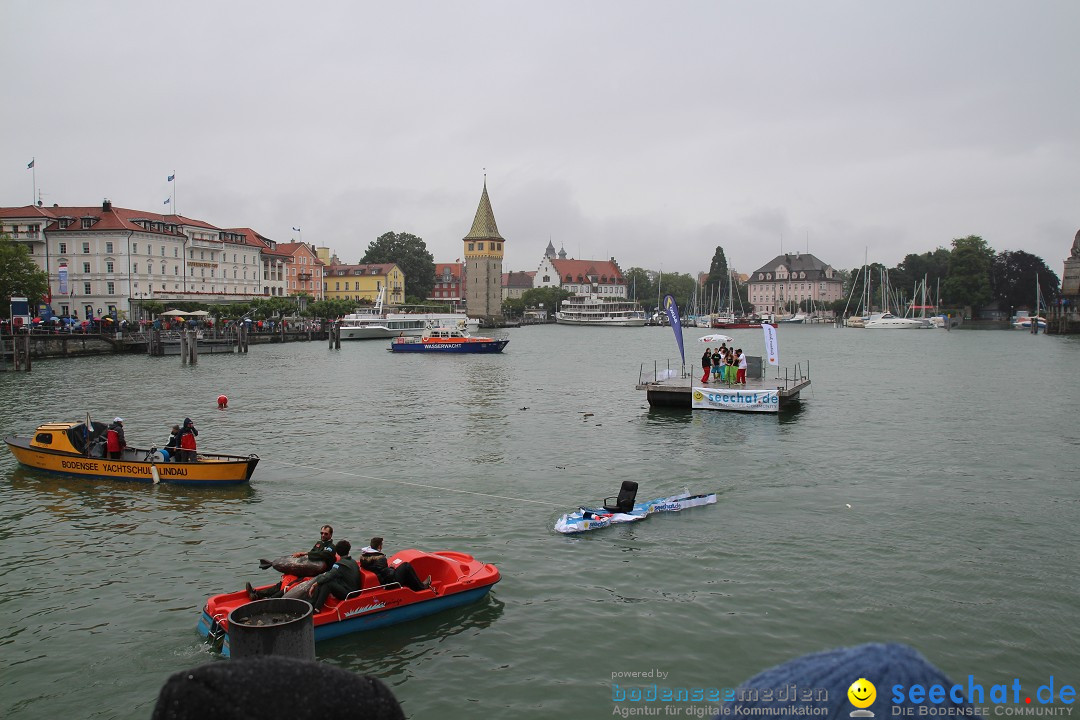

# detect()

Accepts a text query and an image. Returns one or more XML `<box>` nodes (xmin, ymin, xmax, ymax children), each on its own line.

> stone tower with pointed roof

<box><xmin>463</xmin><ymin>180</ymin><xmax>505</xmax><ymax>320</ymax></box>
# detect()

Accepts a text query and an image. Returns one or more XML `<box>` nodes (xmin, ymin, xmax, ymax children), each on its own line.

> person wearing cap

<box><xmin>106</xmin><ymin>417</ymin><xmax>126</xmax><ymax>460</ymax></box>
<box><xmin>177</xmin><ymin>417</ymin><xmax>198</xmax><ymax>462</ymax></box>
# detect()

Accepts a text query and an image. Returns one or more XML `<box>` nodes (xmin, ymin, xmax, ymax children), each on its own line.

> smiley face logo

<box><xmin>848</xmin><ymin>678</ymin><xmax>876</xmax><ymax>709</ymax></box>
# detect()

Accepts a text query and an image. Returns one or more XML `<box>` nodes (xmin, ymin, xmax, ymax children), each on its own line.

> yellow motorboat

<box><xmin>4</xmin><ymin>420</ymin><xmax>258</xmax><ymax>486</ymax></box>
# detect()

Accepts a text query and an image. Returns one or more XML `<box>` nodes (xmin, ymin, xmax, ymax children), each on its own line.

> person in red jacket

<box><xmin>106</xmin><ymin>418</ymin><xmax>126</xmax><ymax>460</ymax></box>
<box><xmin>178</xmin><ymin>417</ymin><xmax>198</xmax><ymax>461</ymax></box>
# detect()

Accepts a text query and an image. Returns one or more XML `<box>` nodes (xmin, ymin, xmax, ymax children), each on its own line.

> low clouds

<box><xmin>3</xmin><ymin>1</ymin><xmax>1077</xmax><ymax>278</ymax></box>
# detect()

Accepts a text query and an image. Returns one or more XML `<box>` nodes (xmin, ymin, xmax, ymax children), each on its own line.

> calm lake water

<box><xmin>2</xmin><ymin>324</ymin><xmax>1079</xmax><ymax>719</ymax></box>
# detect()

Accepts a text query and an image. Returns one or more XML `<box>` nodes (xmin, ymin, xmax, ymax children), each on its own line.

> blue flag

<box><xmin>27</xmin><ymin>159</ymin><xmax>35</xmax><ymax>169</ymax></box>
<box><xmin>292</xmin><ymin>226</ymin><xmax>301</xmax><ymax>232</ymax></box>
<box><xmin>163</xmin><ymin>198</ymin><xmax>171</xmax><ymax>205</ymax></box>
<box><xmin>663</xmin><ymin>294</ymin><xmax>684</xmax><ymax>365</ymax></box>
<box><xmin>167</xmin><ymin>174</ymin><xmax>175</xmax><ymax>182</ymax></box>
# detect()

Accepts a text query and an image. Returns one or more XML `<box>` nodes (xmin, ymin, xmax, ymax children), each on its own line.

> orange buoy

<box><xmin>217</xmin><ymin>395</ymin><xmax>228</xmax><ymax>409</ymax></box>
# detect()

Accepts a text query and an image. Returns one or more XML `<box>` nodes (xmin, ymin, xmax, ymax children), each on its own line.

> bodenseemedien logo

<box><xmin>848</xmin><ymin>678</ymin><xmax>877</xmax><ymax>718</ymax></box>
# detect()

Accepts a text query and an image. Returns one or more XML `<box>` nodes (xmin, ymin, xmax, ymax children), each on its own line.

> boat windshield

<box><xmin>67</xmin><ymin>421</ymin><xmax>108</xmax><ymax>454</ymax></box>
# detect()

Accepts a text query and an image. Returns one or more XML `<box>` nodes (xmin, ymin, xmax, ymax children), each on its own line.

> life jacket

<box><xmin>106</xmin><ymin>428</ymin><xmax>122</xmax><ymax>452</ymax></box>
<box><xmin>180</xmin><ymin>431</ymin><xmax>196</xmax><ymax>450</ymax></box>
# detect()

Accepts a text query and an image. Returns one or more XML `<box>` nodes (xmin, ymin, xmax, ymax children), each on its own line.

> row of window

<box><xmin>53</xmin><ymin>241</ymin><xmax>260</xmax><ymax>266</ymax></box>
<box><xmin>750</xmin><ymin>282</ymin><xmax>833</xmax><ymax>292</ymax></box>
<box><xmin>466</xmin><ymin>242</ymin><xmax>503</xmax><ymax>252</ymax></box>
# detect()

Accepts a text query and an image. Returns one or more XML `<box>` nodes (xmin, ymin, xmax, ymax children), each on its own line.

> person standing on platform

<box><xmin>736</xmin><ymin>349</ymin><xmax>748</xmax><ymax>385</ymax></box>
<box><xmin>701</xmin><ymin>348</ymin><xmax>713</xmax><ymax>383</ymax></box>
<box><xmin>711</xmin><ymin>348</ymin><xmax>722</xmax><ymax>383</ymax></box>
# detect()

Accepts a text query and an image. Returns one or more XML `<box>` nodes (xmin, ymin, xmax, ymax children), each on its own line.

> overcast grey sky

<box><xmin>3</xmin><ymin>0</ymin><xmax>1078</xmax><ymax>278</ymax></box>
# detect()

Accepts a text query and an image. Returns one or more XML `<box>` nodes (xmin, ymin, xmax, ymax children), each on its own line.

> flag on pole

<box><xmin>27</xmin><ymin>159</ymin><xmax>34</xmax><ymax>169</ymax></box>
<box><xmin>762</xmin><ymin>323</ymin><xmax>779</xmax><ymax>366</ymax></box>
<box><xmin>167</xmin><ymin>174</ymin><xmax>175</xmax><ymax>182</ymax></box>
<box><xmin>292</xmin><ymin>227</ymin><xmax>301</xmax><ymax>232</ymax></box>
<box><xmin>663</xmin><ymin>294</ymin><xmax>685</xmax><ymax>366</ymax></box>
<box><xmin>164</xmin><ymin>198</ymin><xmax>171</xmax><ymax>205</ymax></box>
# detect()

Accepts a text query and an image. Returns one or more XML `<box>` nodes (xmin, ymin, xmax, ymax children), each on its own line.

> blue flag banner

<box><xmin>163</xmin><ymin>198</ymin><xmax>171</xmax><ymax>205</ymax></box>
<box><xmin>167</xmin><ymin>174</ymin><xmax>175</xmax><ymax>182</ymax></box>
<box><xmin>27</xmin><ymin>159</ymin><xmax>35</xmax><ymax>169</ymax></box>
<box><xmin>663</xmin><ymin>294</ymin><xmax>684</xmax><ymax>366</ymax></box>
<box><xmin>292</xmin><ymin>226</ymin><xmax>301</xmax><ymax>232</ymax></box>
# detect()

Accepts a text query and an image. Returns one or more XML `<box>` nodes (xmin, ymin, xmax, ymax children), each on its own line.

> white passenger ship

<box><xmin>555</xmin><ymin>294</ymin><xmax>647</xmax><ymax>327</ymax></box>
<box><xmin>338</xmin><ymin>290</ymin><xmax>479</xmax><ymax>340</ymax></box>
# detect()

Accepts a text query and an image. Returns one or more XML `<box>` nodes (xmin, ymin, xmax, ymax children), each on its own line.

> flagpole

<box><xmin>30</xmin><ymin>157</ymin><xmax>36</xmax><ymax>205</ymax></box>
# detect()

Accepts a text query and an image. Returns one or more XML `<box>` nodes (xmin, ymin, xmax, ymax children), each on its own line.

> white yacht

<box><xmin>556</xmin><ymin>295</ymin><xmax>647</xmax><ymax>327</ymax></box>
<box><xmin>864</xmin><ymin>312</ymin><xmax>930</xmax><ymax>330</ymax></box>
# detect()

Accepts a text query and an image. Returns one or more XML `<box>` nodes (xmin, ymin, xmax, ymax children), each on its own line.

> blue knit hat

<box><xmin>717</xmin><ymin>643</ymin><xmax>970</xmax><ymax>720</ymax></box>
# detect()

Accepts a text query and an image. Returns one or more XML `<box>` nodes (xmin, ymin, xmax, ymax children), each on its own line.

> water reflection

<box><xmin>319</xmin><ymin>595</ymin><xmax>505</xmax><ymax>678</ymax></box>
<box><xmin>6</xmin><ymin>466</ymin><xmax>256</xmax><ymax>517</ymax></box>
<box><xmin>777</xmin><ymin>402</ymin><xmax>806</xmax><ymax>423</ymax></box>
<box><xmin>643</xmin><ymin>406</ymin><xmax>693</xmax><ymax>426</ymax></box>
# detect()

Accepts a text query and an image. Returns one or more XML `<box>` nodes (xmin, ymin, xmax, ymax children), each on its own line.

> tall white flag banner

<box><xmin>762</xmin><ymin>323</ymin><xmax>779</xmax><ymax>366</ymax></box>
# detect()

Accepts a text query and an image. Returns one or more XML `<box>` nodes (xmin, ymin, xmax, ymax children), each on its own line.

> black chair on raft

<box><xmin>603</xmin><ymin>481</ymin><xmax>638</xmax><ymax>513</ymax></box>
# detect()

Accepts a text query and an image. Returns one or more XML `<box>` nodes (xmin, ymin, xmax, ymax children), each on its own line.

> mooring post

<box><xmin>334</xmin><ymin>322</ymin><xmax>341</xmax><ymax>349</ymax></box>
<box><xmin>190</xmin><ymin>329</ymin><xmax>198</xmax><ymax>364</ymax></box>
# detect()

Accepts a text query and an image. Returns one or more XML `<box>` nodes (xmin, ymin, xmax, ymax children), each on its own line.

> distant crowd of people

<box><xmin>701</xmin><ymin>344</ymin><xmax>748</xmax><ymax>385</ymax></box>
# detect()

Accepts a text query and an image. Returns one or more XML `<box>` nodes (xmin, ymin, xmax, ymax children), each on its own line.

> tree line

<box><xmin>622</xmin><ymin>236</ymin><xmax>1062</xmax><ymax>318</ymax></box>
<box><xmin>2</xmin><ymin>231</ymin><xmax>1065</xmax><ymax>321</ymax></box>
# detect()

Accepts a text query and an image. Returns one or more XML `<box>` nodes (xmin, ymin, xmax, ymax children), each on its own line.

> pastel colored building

<box><xmin>748</xmin><ymin>252</ymin><xmax>842</xmax><ymax>314</ymax></box>
<box><xmin>324</xmin><ymin>263</ymin><xmax>405</xmax><ymax>305</ymax></box>
<box><xmin>276</xmin><ymin>242</ymin><xmax>325</xmax><ymax>300</ymax></box>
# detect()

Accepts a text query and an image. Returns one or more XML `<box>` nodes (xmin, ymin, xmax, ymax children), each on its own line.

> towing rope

<box><xmin>262</xmin><ymin>458</ymin><xmax>563</xmax><ymax>508</ymax></box>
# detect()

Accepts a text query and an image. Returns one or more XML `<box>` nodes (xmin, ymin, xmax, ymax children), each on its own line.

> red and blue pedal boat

<box><xmin>198</xmin><ymin>549</ymin><xmax>500</xmax><ymax>655</ymax></box>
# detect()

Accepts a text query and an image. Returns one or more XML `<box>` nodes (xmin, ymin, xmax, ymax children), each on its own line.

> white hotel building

<box><xmin>0</xmin><ymin>200</ymin><xmax>293</xmax><ymax>319</ymax></box>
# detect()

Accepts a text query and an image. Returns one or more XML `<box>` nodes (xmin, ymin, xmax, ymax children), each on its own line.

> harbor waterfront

<box><xmin>1</xmin><ymin>324</ymin><xmax>1079</xmax><ymax>719</ymax></box>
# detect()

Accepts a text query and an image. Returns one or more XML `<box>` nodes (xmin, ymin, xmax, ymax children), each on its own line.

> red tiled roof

<box><xmin>504</xmin><ymin>270</ymin><xmax>535</xmax><ymax>288</ymax></box>
<box><xmin>549</xmin><ymin>258</ymin><xmax>624</xmax><ymax>284</ymax></box>
<box><xmin>276</xmin><ymin>242</ymin><xmax>325</xmax><ymax>264</ymax></box>
<box><xmin>227</xmin><ymin>227</ymin><xmax>291</xmax><ymax>257</ymax></box>
<box><xmin>435</xmin><ymin>262</ymin><xmax>463</xmax><ymax>281</ymax></box>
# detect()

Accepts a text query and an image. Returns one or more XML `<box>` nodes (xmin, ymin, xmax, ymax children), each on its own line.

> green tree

<box><xmin>623</xmin><ymin>267</ymin><xmax>655</xmax><ymax>305</ymax></box>
<box><xmin>659</xmin><ymin>272</ymin><xmax>698</xmax><ymax>314</ymax></box>
<box><xmin>0</xmin><ymin>236</ymin><xmax>49</xmax><ymax>306</ymax></box>
<box><xmin>502</xmin><ymin>297</ymin><xmax>525</xmax><ymax>318</ymax></box>
<box><xmin>990</xmin><ymin>250</ymin><xmax>1060</xmax><ymax>313</ymax></box>
<box><xmin>889</xmin><ymin>248</ymin><xmax>952</xmax><ymax>301</ymax></box>
<box><xmin>361</xmin><ymin>231</ymin><xmax>435</xmax><ymax>300</ymax></box>
<box><xmin>520</xmin><ymin>286</ymin><xmax>571</xmax><ymax>311</ymax></box>
<box><xmin>704</xmin><ymin>247</ymin><xmax>729</xmax><ymax>306</ymax></box>
<box><xmin>942</xmin><ymin>235</ymin><xmax>994</xmax><ymax>309</ymax></box>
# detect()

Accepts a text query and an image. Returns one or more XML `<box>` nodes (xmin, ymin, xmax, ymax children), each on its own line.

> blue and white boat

<box><xmin>554</xmin><ymin>488</ymin><xmax>717</xmax><ymax>534</ymax></box>
<box><xmin>389</xmin><ymin>326</ymin><xmax>509</xmax><ymax>354</ymax></box>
